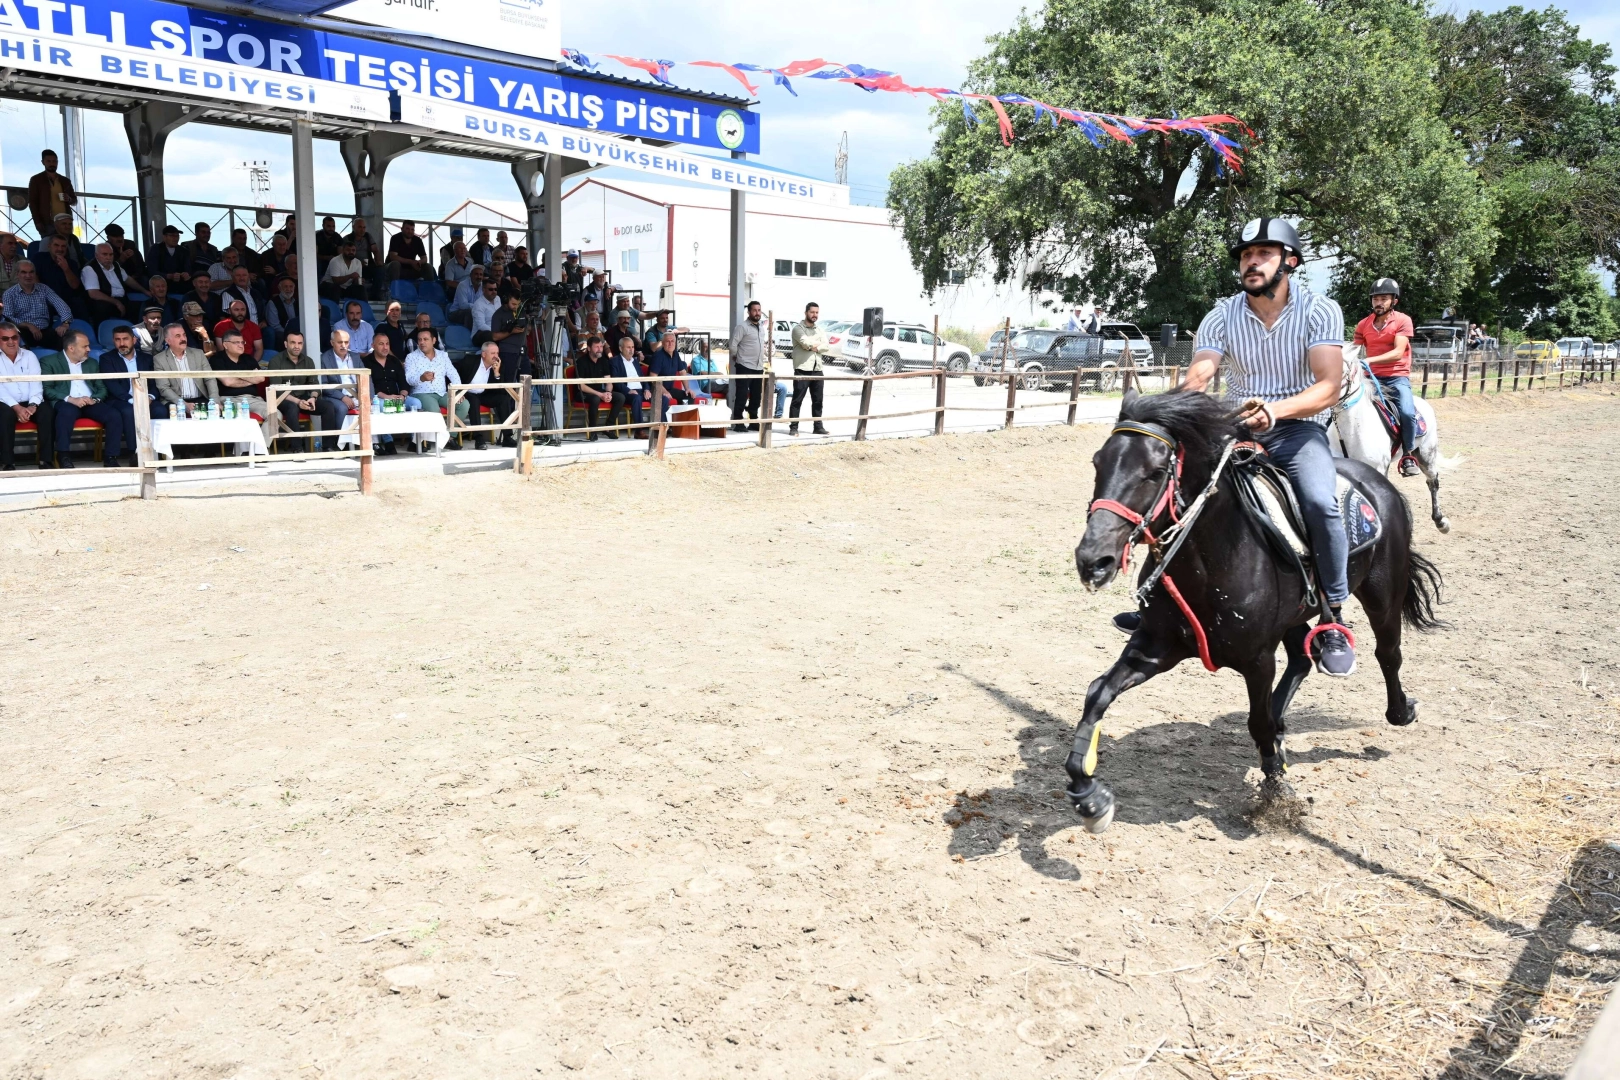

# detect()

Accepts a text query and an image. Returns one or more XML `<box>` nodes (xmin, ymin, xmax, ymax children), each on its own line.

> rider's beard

<box><xmin>1242</xmin><ymin>265</ymin><xmax>1288</xmax><ymax>299</ymax></box>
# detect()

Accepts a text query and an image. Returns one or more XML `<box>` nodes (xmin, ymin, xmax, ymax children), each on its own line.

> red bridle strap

<box><xmin>1088</xmin><ymin>440</ymin><xmax>1217</xmax><ymax>672</ymax></box>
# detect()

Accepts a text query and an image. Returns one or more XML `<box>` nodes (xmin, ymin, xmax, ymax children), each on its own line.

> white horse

<box><xmin>1329</xmin><ymin>347</ymin><xmax>1454</xmax><ymax>533</ymax></box>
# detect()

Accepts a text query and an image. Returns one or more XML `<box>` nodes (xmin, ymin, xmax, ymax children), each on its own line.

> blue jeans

<box><xmin>1373</xmin><ymin>375</ymin><xmax>1416</xmax><ymax>453</ymax></box>
<box><xmin>1258</xmin><ymin>419</ymin><xmax>1348</xmax><ymax>606</ymax></box>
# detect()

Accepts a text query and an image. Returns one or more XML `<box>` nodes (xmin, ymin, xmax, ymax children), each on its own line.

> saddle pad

<box><xmin>1251</xmin><ymin>472</ymin><xmax>1383</xmax><ymax>558</ymax></box>
<box><xmin>1372</xmin><ymin>393</ymin><xmax>1428</xmax><ymax>443</ymax></box>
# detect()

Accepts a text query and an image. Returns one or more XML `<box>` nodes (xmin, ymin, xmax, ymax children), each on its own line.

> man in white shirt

<box><xmin>470</xmin><ymin>278</ymin><xmax>502</xmax><ymax>340</ymax></box>
<box><xmin>449</xmin><ymin>265</ymin><xmax>485</xmax><ymax>327</ymax></box>
<box><xmin>339</xmin><ymin>301</ymin><xmax>373</xmax><ymax>354</ymax></box>
<box><xmin>82</xmin><ymin>243</ymin><xmax>137</xmax><ymax>324</ymax></box>
<box><xmin>405</xmin><ymin>327</ymin><xmax>487</xmax><ymax>446</ymax></box>
<box><xmin>0</xmin><ymin>320</ymin><xmax>51</xmax><ymax>468</ymax></box>
<box><xmin>218</xmin><ymin>265</ymin><xmax>261</xmax><ymax>325</ymax></box>
<box><xmin>321</xmin><ymin>239</ymin><xmax>367</xmax><ymax>302</ymax></box>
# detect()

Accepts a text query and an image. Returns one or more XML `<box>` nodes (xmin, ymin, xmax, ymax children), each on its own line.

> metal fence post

<box><xmin>933</xmin><ymin>369</ymin><xmax>947</xmax><ymax>436</ymax></box>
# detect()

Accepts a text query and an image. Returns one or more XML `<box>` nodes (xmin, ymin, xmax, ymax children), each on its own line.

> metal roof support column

<box><xmin>291</xmin><ymin>116</ymin><xmax>322</xmax><ymax>356</ymax></box>
<box><xmin>339</xmin><ymin>131</ymin><xmax>416</xmax><ymax>273</ymax></box>
<box><xmin>544</xmin><ymin>155</ymin><xmax>564</xmax><ymax>284</ymax></box>
<box><xmin>511</xmin><ymin>156</ymin><xmax>547</xmax><ymax>270</ymax></box>
<box><xmin>122</xmin><ymin>102</ymin><xmax>191</xmax><ymax>252</ymax></box>
<box><xmin>729</xmin><ymin>151</ymin><xmax>748</xmax><ymax>336</ymax></box>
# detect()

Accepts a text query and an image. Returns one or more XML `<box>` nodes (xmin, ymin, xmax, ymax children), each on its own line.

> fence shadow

<box><xmin>939</xmin><ymin>666</ymin><xmax>1379</xmax><ymax>880</ymax></box>
<box><xmin>1432</xmin><ymin>837</ymin><xmax>1620</xmax><ymax>1079</ymax></box>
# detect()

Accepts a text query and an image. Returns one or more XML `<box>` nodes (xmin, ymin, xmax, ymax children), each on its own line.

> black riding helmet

<box><xmin>1371</xmin><ymin>277</ymin><xmax>1401</xmax><ymax>300</ymax></box>
<box><xmin>1230</xmin><ymin>217</ymin><xmax>1304</xmax><ymax>265</ymax></box>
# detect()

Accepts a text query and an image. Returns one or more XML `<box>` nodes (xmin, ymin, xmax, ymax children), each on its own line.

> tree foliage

<box><xmin>1432</xmin><ymin>6</ymin><xmax>1620</xmax><ymax>338</ymax></box>
<box><xmin>888</xmin><ymin>0</ymin><xmax>1617</xmax><ymax>335</ymax></box>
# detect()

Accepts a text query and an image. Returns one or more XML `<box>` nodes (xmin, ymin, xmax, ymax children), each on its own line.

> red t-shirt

<box><xmin>1354</xmin><ymin>311</ymin><xmax>1414</xmax><ymax>378</ymax></box>
<box><xmin>214</xmin><ymin>317</ymin><xmax>262</xmax><ymax>354</ymax></box>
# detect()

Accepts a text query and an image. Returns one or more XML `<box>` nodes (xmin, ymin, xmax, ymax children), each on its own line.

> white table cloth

<box><xmin>150</xmin><ymin>418</ymin><xmax>268</xmax><ymax>465</ymax></box>
<box><xmin>336</xmin><ymin>409</ymin><xmax>450</xmax><ymax>455</ymax></box>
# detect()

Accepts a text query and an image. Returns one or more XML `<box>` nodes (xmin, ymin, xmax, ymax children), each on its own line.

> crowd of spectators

<box><xmin>0</xmin><ymin>150</ymin><xmax>542</xmax><ymax>468</ymax></box>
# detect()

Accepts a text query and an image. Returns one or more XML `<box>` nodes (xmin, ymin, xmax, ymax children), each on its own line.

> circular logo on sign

<box><xmin>716</xmin><ymin>109</ymin><xmax>746</xmax><ymax>150</ymax></box>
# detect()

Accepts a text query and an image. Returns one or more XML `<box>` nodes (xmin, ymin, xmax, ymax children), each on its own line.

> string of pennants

<box><xmin>559</xmin><ymin>50</ymin><xmax>1252</xmax><ymax>172</ymax></box>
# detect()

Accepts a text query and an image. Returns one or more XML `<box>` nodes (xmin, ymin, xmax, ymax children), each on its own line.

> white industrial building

<box><xmin>445</xmin><ymin>176</ymin><xmax>1060</xmax><ymax>335</ymax></box>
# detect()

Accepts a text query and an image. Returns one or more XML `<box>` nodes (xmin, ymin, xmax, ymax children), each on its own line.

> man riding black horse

<box><xmin>1113</xmin><ymin>218</ymin><xmax>1356</xmax><ymax>677</ymax></box>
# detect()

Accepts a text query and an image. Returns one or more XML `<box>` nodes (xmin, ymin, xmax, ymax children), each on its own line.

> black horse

<box><xmin>1067</xmin><ymin>388</ymin><xmax>1443</xmax><ymax>833</ymax></box>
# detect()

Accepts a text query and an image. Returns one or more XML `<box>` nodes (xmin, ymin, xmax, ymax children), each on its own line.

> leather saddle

<box><xmin>1232</xmin><ymin>446</ymin><xmax>1383</xmax><ymax>604</ymax></box>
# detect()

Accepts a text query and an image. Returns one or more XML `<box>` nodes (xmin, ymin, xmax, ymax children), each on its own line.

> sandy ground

<box><xmin>1</xmin><ymin>387</ymin><xmax>1616</xmax><ymax>1080</ymax></box>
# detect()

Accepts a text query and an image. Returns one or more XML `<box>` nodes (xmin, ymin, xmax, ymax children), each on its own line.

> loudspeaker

<box><xmin>1160</xmin><ymin>323</ymin><xmax>1178</xmax><ymax>350</ymax></box>
<box><xmin>863</xmin><ymin>307</ymin><xmax>885</xmax><ymax>337</ymax></box>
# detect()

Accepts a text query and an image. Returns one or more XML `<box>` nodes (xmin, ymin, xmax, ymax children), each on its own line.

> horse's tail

<box><xmin>1403</xmin><ymin>550</ymin><xmax>1446</xmax><ymax>631</ymax></box>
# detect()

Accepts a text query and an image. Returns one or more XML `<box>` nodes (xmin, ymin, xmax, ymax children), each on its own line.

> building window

<box><xmin>947</xmin><ymin>269</ymin><xmax>966</xmax><ymax>285</ymax></box>
<box><xmin>775</xmin><ymin>259</ymin><xmax>828</xmax><ymax>279</ymax></box>
<box><xmin>620</xmin><ymin>249</ymin><xmax>640</xmax><ymax>272</ymax></box>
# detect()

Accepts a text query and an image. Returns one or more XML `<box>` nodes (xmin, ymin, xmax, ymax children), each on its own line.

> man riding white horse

<box><xmin>1114</xmin><ymin>217</ymin><xmax>1356</xmax><ymax>677</ymax></box>
<box><xmin>1353</xmin><ymin>278</ymin><xmax>1420</xmax><ymax>477</ymax></box>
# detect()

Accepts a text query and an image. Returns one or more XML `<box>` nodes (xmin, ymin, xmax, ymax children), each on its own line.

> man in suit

<box><xmin>318</xmin><ymin>328</ymin><xmax>362</xmax><ymax>452</ymax></box>
<box><xmin>152</xmin><ymin>322</ymin><xmax>218</xmax><ymax>417</ymax></box>
<box><xmin>41</xmin><ymin>329</ymin><xmax>123</xmax><ymax>468</ymax></box>
<box><xmin>98</xmin><ymin>324</ymin><xmax>157</xmax><ymax>462</ymax></box>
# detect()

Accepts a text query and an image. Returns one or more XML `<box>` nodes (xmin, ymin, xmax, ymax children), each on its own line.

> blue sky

<box><xmin>0</xmin><ymin>0</ymin><xmax>1613</xmax><ymax>226</ymax></box>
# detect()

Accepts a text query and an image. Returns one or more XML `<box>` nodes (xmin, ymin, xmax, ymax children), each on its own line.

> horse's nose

<box><xmin>1076</xmin><ymin>552</ymin><xmax>1117</xmax><ymax>591</ymax></box>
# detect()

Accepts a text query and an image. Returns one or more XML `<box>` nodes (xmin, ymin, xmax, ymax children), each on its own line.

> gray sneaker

<box><xmin>1315</xmin><ymin>627</ymin><xmax>1357</xmax><ymax>677</ymax></box>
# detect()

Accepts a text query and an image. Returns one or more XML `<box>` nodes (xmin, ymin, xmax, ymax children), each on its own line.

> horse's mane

<box><xmin>1119</xmin><ymin>389</ymin><xmax>1248</xmax><ymax>465</ymax></box>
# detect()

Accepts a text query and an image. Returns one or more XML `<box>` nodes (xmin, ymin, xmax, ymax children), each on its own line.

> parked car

<box><xmin>1606</xmin><ymin>341</ymin><xmax>1620</xmax><ymax>361</ymax></box>
<box><xmin>1555</xmin><ymin>337</ymin><xmax>1595</xmax><ymax>361</ymax></box>
<box><xmin>1514</xmin><ymin>340</ymin><xmax>1557</xmax><ymax>360</ymax></box>
<box><xmin>1096</xmin><ymin>321</ymin><xmax>1153</xmax><ymax>363</ymax></box>
<box><xmin>969</xmin><ymin>328</ymin><xmax>1149</xmax><ymax>391</ymax></box>
<box><xmin>840</xmin><ymin>321</ymin><xmax>976</xmax><ymax>374</ymax></box>
<box><xmin>1410</xmin><ymin>325</ymin><xmax>1465</xmax><ymax>364</ymax></box>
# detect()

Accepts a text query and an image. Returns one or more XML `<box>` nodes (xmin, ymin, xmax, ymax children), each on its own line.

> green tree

<box><xmin>1431</xmin><ymin>6</ymin><xmax>1620</xmax><ymax>334</ymax></box>
<box><xmin>888</xmin><ymin>0</ymin><xmax>1493</xmax><ymax>328</ymax></box>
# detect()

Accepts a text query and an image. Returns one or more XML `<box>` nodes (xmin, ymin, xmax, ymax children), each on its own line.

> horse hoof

<box><xmin>1389</xmin><ymin>696</ymin><xmax>1418</xmax><ymax>727</ymax></box>
<box><xmin>1260</xmin><ymin>775</ymin><xmax>1296</xmax><ymax>803</ymax></box>
<box><xmin>1436</xmin><ymin>518</ymin><xmax>1451</xmax><ymax>534</ymax></box>
<box><xmin>1068</xmin><ymin>780</ymin><xmax>1115</xmax><ymax>834</ymax></box>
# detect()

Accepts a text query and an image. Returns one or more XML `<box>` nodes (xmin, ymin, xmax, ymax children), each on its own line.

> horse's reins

<box><xmin>1088</xmin><ymin>422</ymin><xmax>1243</xmax><ymax>672</ymax></box>
<box><xmin>1089</xmin><ymin>420</ymin><xmax>1358</xmax><ymax>673</ymax></box>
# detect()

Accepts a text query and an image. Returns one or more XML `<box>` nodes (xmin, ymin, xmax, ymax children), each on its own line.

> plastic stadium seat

<box><xmin>415</xmin><ymin>280</ymin><xmax>446</xmax><ymax>306</ymax></box>
<box><xmin>389</xmin><ymin>279</ymin><xmax>418</xmax><ymax>303</ymax></box>
<box><xmin>355</xmin><ymin>299</ymin><xmax>378</xmax><ymax>323</ymax></box>
<box><xmin>70</xmin><ymin>319</ymin><xmax>95</xmax><ymax>343</ymax></box>
<box><xmin>443</xmin><ymin>324</ymin><xmax>473</xmax><ymax>352</ymax></box>
<box><xmin>320</xmin><ymin>299</ymin><xmax>343</xmax><ymax>326</ymax></box>
<box><xmin>96</xmin><ymin>320</ymin><xmax>126</xmax><ymax>351</ymax></box>
<box><xmin>415</xmin><ymin>301</ymin><xmax>446</xmax><ymax>327</ymax></box>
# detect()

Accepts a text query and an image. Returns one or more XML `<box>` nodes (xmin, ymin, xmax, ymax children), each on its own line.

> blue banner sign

<box><xmin>0</xmin><ymin>0</ymin><xmax>761</xmax><ymax>154</ymax></box>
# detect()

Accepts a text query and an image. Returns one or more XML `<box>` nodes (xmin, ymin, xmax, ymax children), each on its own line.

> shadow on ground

<box><xmin>940</xmin><ymin>665</ymin><xmax>1380</xmax><ymax>881</ymax></box>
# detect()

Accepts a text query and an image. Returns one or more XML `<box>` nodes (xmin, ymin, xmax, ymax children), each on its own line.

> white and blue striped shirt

<box><xmin>1194</xmin><ymin>284</ymin><xmax>1345</xmax><ymax>423</ymax></box>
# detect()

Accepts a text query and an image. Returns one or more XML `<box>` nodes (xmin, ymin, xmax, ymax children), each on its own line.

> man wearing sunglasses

<box><xmin>0</xmin><ymin>321</ymin><xmax>54</xmax><ymax>469</ymax></box>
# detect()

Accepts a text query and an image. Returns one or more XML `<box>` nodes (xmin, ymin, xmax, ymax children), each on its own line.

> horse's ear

<box><xmin>1118</xmin><ymin>385</ymin><xmax>1140</xmax><ymax>417</ymax></box>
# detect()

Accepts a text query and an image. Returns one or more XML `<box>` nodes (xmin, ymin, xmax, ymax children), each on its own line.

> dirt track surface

<box><xmin>2</xmin><ymin>388</ymin><xmax>1617</xmax><ymax>1079</ymax></box>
